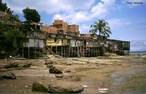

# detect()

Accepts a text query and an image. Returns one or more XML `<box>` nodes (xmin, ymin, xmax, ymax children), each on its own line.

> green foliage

<box><xmin>0</xmin><ymin>23</ymin><xmax>12</xmax><ymax>35</ymax></box>
<box><xmin>4</xmin><ymin>28</ymin><xmax>24</xmax><ymax>42</ymax></box>
<box><xmin>4</xmin><ymin>28</ymin><xmax>24</xmax><ymax>48</ymax></box>
<box><xmin>23</xmin><ymin>7</ymin><xmax>40</xmax><ymax>23</ymax></box>
<box><xmin>89</xmin><ymin>19</ymin><xmax>112</xmax><ymax>38</ymax></box>
<box><xmin>9</xmin><ymin>14</ymin><xmax>20</xmax><ymax>23</ymax></box>
<box><xmin>0</xmin><ymin>0</ymin><xmax>13</xmax><ymax>13</ymax></box>
<box><xmin>0</xmin><ymin>0</ymin><xmax>20</xmax><ymax>24</ymax></box>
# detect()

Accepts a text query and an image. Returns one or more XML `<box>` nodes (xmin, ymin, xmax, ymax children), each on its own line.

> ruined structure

<box><xmin>0</xmin><ymin>17</ymin><xmax>130</xmax><ymax>58</ymax></box>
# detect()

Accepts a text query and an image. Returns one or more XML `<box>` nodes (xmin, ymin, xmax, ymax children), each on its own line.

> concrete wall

<box><xmin>23</xmin><ymin>39</ymin><xmax>44</xmax><ymax>48</ymax></box>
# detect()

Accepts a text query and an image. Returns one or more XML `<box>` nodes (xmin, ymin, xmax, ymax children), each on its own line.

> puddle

<box><xmin>132</xmin><ymin>58</ymin><xmax>144</xmax><ymax>61</ymax></box>
<box><xmin>111</xmin><ymin>73</ymin><xmax>121</xmax><ymax>78</ymax></box>
<box><xmin>110</xmin><ymin>68</ymin><xmax>146</xmax><ymax>93</ymax></box>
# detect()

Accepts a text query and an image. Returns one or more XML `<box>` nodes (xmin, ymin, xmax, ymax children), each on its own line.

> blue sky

<box><xmin>3</xmin><ymin>0</ymin><xmax>146</xmax><ymax>51</ymax></box>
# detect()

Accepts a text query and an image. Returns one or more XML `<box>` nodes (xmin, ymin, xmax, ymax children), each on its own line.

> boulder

<box><xmin>0</xmin><ymin>76</ymin><xmax>3</xmax><ymax>80</ymax></box>
<box><xmin>1</xmin><ymin>72</ymin><xmax>16</xmax><ymax>79</ymax></box>
<box><xmin>49</xmin><ymin>66</ymin><xmax>62</xmax><ymax>74</ymax></box>
<box><xmin>47</xmin><ymin>64</ymin><xmax>53</xmax><ymax>68</ymax></box>
<box><xmin>18</xmin><ymin>62</ymin><xmax>31</xmax><ymax>68</ymax></box>
<box><xmin>55</xmin><ymin>74</ymin><xmax>64</xmax><ymax>78</ymax></box>
<box><xmin>32</xmin><ymin>81</ymin><xmax>48</xmax><ymax>92</ymax></box>
<box><xmin>46</xmin><ymin>55</ymin><xmax>55</xmax><ymax>59</ymax></box>
<box><xmin>4</xmin><ymin>62</ymin><xmax>19</xmax><ymax>68</ymax></box>
<box><xmin>0</xmin><ymin>73</ymin><xmax>3</xmax><ymax>80</ymax></box>
<box><xmin>48</xmin><ymin>80</ymin><xmax>84</xmax><ymax>93</ymax></box>
<box><xmin>22</xmin><ymin>63</ymin><xmax>31</xmax><ymax>68</ymax></box>
<box><xmin>66</xmin><ymin>63</ymin><xmax>72</xmax><ymax>66</ymax></box>
<box><xmin>65</xmin><ymin>69</ymin><xmax>71</xmax><ymax>73</ymax></box>
<box><xmin>44</xmin><ymin>60</ymin><xmax>53</xmax><ymax>65</ymax></box>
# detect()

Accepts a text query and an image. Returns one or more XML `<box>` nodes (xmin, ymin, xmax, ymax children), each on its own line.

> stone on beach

<box><xmin>49</xmin><ymin>66</ymin><xmax>63</xmax><ymax>74</ymax></box>
<box><xmin>32</xmin><ymin>81</ymin><xmax>48</xmax><ymax>92</ymax></box>
<box><xmin>1</xmin><ymin>72</ymin><xmax>16</xmax><ymax>79</ymax></box>
<box><xmin>4</xmin><ymin>62</ymin><xmax>19</xmax><ymax>68</ymax></box>
<box><xmin>48</xmin><ymin>80</ymin><xmax>84</xmax><ymax>93</ymax></box>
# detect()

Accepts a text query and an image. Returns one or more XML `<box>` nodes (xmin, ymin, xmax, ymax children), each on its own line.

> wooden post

<box><xmin>55</xmin><ymin>42</ymin><xmax>58</xmax><ymax>55</ymax></box>
<box><xmin>35</xmin><ymin>47</ymin><xmax>36</xmax><ymax>59</ymax></box>
<box><xmin>28</xmin><ymin>46</ymin><xmax>30</xmax><ymax>59</ymax></box>
<box><xmin>83</xmin><ymin>39</ymin><xmax>85</xmax><ymax>57</ymax></box>
<box><xmin>22</xmin><ymin>47</ymin><xmax>24</xmax><ymax>58</ymax></box>
<box><xmin>69</xmin><ymin>45</ymin><xmax>70</xmax><ymax>57</ymax></box>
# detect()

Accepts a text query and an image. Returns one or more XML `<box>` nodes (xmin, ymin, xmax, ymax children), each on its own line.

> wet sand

<box><xmin>0</xmin><ymin>55</ymin><xmax>146</xmax><ymax>94</ymax></box>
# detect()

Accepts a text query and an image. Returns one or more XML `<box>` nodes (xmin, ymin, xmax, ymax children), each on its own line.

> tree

<box><xmin>0</xmin><ymin>0</ymin><xmax>20</xmax><ymax>24</ymax></box>
<box><xmin>4</xmin><ymin>28</ymin><xmax>25</xmax><ymax>49</ymax></box>
<box><xmin>23</xmin><ymin>7</ymin><xmax>40</xmax><ymax>23</ymax></box>
<box><xmin>89</xmin><ymin>19</ymin><xmax>112</xmax><ymax>38</ymax></box>
<box><xmin>0</xmin><ymin>0</ymin><xmax>13</xmax><ymax>14</ymax></box>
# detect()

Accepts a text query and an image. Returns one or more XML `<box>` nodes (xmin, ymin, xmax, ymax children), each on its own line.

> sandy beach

<box><xmin>0</xmin><ymin>54</ymin><xmax>146</xmax><ymax>94</ymax></box>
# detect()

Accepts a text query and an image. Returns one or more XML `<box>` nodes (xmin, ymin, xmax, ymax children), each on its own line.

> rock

<box><xmin>1</xmin><ymin>72</ymin><xmax>16</xmax><ymax>79</ymax></box>
<box><xmin>46</xmin><ymin>55</ymin><xmax>55</xmax><ymax>59</ymax></box>
<box><xmin>71</xmin><ymin>73</ymin><xmax>81</xmax><ymax>81</ymax></box>
<box><xmin>47</xmin><ymin>64</ymin><xmax>53</xmax><ymax>68</ymax></box>
<box><xmin>65</xmin><ymin>69</ymin><xmax>71</xmax><ymax>73</ymax></box>
<box><xmin>0</xmin><ymin>73</ymin><xmax>3</xmax><ymax>80</ymax></box>
<box><xmin>44</xmin><ymin>60</ymin><xmax>53</xmax><ymax>65</ymax></box>
<box><xmin>0</xmin><ymin>76</ymin><xmax>3</xmax><ymax>80</ymax></box>
<box><xmin>55</xmin><ymin>55</ymin><xmax>62</xmax><ymax>58</ymax></box>
<box><xmin>48</xmin><ymin>80</ymin><xmax>84</xmax><ymax>93</ymax></box>
<box><xmin>66</xmin><ymin>63</ymin><xmax>72</xmax><ymax>66</ymax></box>
<box><xmin>55</xmin><ymin>74</ymin><xmax>64</xmax><ymax>78</ymax></box>
<box><xmin>18</xmin><ymin>62</ymin><xmax>31</xmax><ymax>68</ymax></box>
<box><xmin>49</xmin><ymin>66</ymin><xmax>62</xmax><ymax>74</ymax></box>
<box><xmin>32</xmin><ymin>81</ymin><xmax>48</xmax><ymax>92</ymax></box>
<box><xmin>23</xmin><ymin>63</ymin><xmax>31</xmax><ymax>68</ymax></box>
<box><xmin>4</xmin><ymin>62</ymin><xmax>19</xmax><ymax>68</ymax></box>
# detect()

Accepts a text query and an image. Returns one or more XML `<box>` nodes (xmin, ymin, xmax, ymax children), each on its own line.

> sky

<box><xmin>2</xmin><ymin>0</ymin><xmax>146</xmax><ymax>51</ymax></box>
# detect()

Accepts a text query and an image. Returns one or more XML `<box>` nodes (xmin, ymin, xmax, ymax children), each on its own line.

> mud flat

<box><xmin>0</xmin><ymin>55</ymin><xmax>146</xmax><ymax>93</ymax></box>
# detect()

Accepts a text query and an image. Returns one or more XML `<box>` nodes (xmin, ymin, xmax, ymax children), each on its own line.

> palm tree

<box><xmin>89</xmin><ymin>19</ymin><xmax>111</xmax><ymax>38</ymax></box>
<box><xmin>89</xmin><ymin>20</ymin><xmax>112</xmax><ymax>56</ymax></box>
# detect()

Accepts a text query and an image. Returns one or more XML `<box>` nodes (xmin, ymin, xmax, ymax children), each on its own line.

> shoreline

<box><xmin>0</xmin><ymin>55</ymin><xmax>146</xmax><ymax>93</ymax></box>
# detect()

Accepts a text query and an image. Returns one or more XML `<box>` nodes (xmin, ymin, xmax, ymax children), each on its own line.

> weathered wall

<box><xmin>23</xmin><ymin>39</ymin><xmax>44</xmax><ymax>48</ymax></box>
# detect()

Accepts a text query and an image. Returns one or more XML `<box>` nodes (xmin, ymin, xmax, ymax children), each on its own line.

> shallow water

<box><xmin>132</xmin><ymin>58</ymin><xmax>144</xmax><ymax>61</ymax></box>
<box><xmin>109</xmin><ymin>68</ymin><xmax>146</xmax><ymax>94</ymax></box>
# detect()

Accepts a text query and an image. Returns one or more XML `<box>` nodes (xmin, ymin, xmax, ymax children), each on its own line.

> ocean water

<box><xmin>130</xmin><ymin>51</ymin><xmax>146</xmax><ymax>55</ymax></box>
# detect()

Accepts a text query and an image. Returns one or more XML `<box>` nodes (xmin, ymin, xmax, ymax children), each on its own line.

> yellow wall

<box><xmin>46</xmin><ymin>38</ymin><xmax>69</xmax><ymax>46</ymax></box>
<box><xmin>46</xmin><ymin>38</ymin><xmax>68</xmax><ymax>46</ymax></box>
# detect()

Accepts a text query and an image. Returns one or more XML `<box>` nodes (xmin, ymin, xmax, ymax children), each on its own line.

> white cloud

<box><xmin>53</xmin><ymin>11</ymin><xmax>90</xmax><ymax>24</ymax></box>
<box><xmin>90</xmin><ymin>2</ymin><xmax>108</xmax><ymax>19</ymax></box>
<box><xmin>107</xmin><ymin>18</ymin><xmax>127</xmax><ymax>28</ymax></box>
<box><xmin>79</xmin><ymin>24</ymin><xmax>90</xmax><ymax>34</ymax></box>
<box><xmin>90</xmin><ymin>0</ymin><xmax>116</xmax><ymax>19</ymax></box>
<box><xmin>126</xmin><ymin>22</ymin><xmax>131</xmax><ymax>25</ymax></box>
<box><xmin>3</xmin><ymin>0</ymin><xmax>117</xmax><ymax>24</ymax></box>
<box><xmin>3</xmin><ymin>0</ymin><xmax>127</xmax><ymax>33</ymax></box>
<box><xmin>52</xmin><ymin>0</ymin><xmax>117</xmax><ymax>26</ymax></box>
<box><xmin>3</xmin><ymin>0</ymin><xmax>95</xmax><ymax>13</ymax></box>
<box><xmin>130</xmin><ymin>40</ymin><xmax>146</xmax><ymax>51</ymax></box>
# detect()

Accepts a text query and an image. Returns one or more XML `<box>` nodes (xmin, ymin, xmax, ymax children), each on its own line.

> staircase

<box><xmin>45</xmin><ymin>46</ymin><xmax>56</xmax><ymax>56</ymax></box>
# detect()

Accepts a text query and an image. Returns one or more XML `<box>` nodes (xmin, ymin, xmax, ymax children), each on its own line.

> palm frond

<box><xmin>89</xmin><ymin>19</ymin><xmax>112</xmax><ymax>37</ymax></box>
